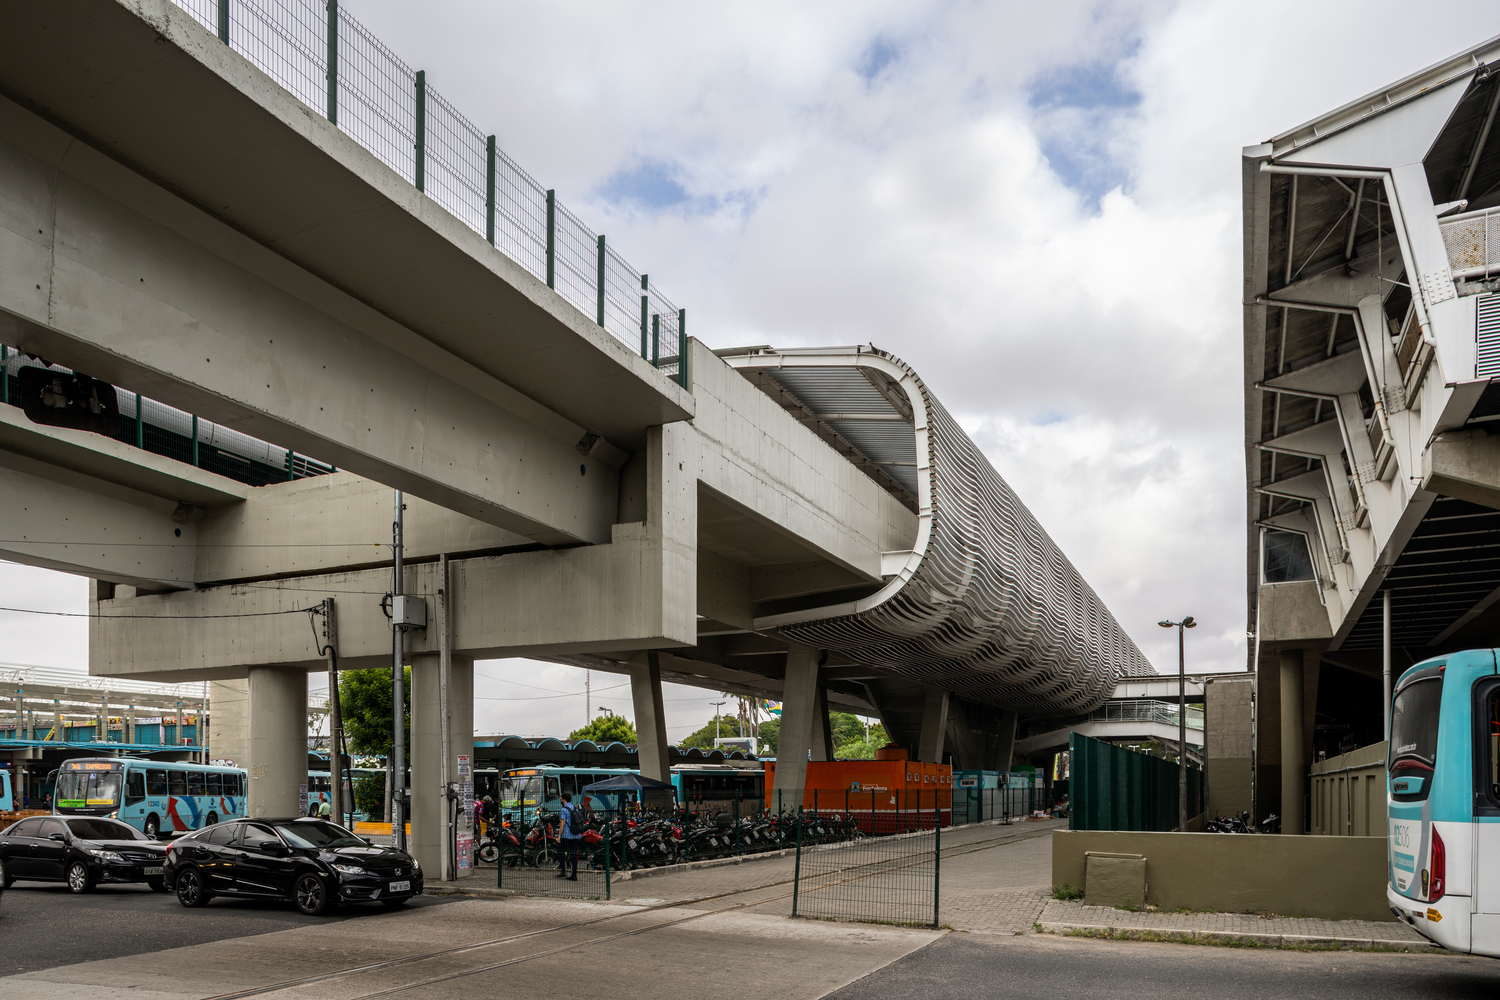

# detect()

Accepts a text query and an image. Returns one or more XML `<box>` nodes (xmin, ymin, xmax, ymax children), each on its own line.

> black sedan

<box><xmin>0</xmin><ymin>816</ymin><xmax>169</xmax><ymax>893</ymax></box>
<box><xmin>164</xmin><ymin>817</ymin><xmax>422</xmax><ymax>915</ymax></box>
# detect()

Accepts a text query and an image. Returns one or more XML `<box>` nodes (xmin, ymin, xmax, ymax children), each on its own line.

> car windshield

<box><xmin>273</xmin><ymin>820</ymin><xmax>365</xmax><ymax>849</ymax></box>
<box><xmin>1389</xmin><ymin>678</ymin><xmax>1443</xmax><ymax>769</ymax></box>
<box><xmin>66</xmin><ymin>818</ymin><xmax>146</xmax><ymax>841</ymax></box>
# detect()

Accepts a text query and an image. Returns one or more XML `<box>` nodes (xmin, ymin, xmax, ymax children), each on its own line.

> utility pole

<box><xmin>1158</xmin><ymin>616</ymin><xmax>1197</xmax><ymax>832</ymax></box>
<box><xmin>712</xmin><ymin>700</ymin><xmax>727</xmax><ymax>741</ymax></box>
<box><xmin>322</xmin><ymin>597</ymin><xmax>345</xmax><ymax>828</ymax></box>
<box><xmin>392</xmin><ymin>490</ymin><xmax>408</xmax><ymax>852</ymax></box>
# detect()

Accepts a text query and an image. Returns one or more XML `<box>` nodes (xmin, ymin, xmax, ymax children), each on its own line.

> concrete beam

<box><xmin>772</xmin><ymin>647</ymin><xmax>820</xmax><ymax>795</ymax></box>
<box><xmin>246</xmin><ymin>666</ymin><xmax>305</xmax><ymax>819</ymax></box>
<box><xmin>1280</xmin><ymin>649</ymin><xmax>1306</xmax><ymax>835</ymax></box>
<box><xmin>812</xmin><ymin>687</ymin><xmax>833</xmax><ymax>762</ymax></box>
<box><xmin>1423</xmin><ymin>431</ymin><xmax>1500</xmax><ymax>511</ymax></box>
<box><xmin>410</xmin><ymin>652</ymin><xmax>473</xmax><ymax>881</ymax></box>
<box><xmin>0</xmin><ymin>0</ymin><xmax>692</xmax><ymax>448</ymax></box>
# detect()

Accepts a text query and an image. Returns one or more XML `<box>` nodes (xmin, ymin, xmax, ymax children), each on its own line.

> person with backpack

<box><xmin>556</xmin><ymin>792</ymin><xmax>582</xmax><ymax>880</ymax></box>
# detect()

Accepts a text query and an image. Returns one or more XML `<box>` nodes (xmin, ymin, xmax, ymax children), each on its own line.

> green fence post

<box><xmin>735</xmin><ymin>788</ymin><xmax>741</xmax><ymax>855</ymax></box>
<box><xmin>791</xmin><ymin>804</ymin><xmax>803</xmax><ymax>917</ymax></box>
<box><xmin>191</xmin><ymin>414</ymin><xmax>199</xmax><ymax>467</ymax></box>
<box><xmin>134</xmin><ymin>394</ymin><xmax>143</xmax><ymax>448</ymax></box>
<box><xmin>218</xmin><ymin>0</ymin><xmax>229</xmax><ymax>44</ymax></box>
<box><xmin>933</xmin><ymin>796</ymin><xmax>941</xmax><ymax>929</ymax></box>
<box><xmin>485</xmin><ymin>136</ymin><xmax>496</xmax><ymax>246</ymax></box>
<box><xmin>414</xmin><ymin>71</ymin><xmax>427</xmax><ymax>193</ymax></box>
<box><xmin>325</xmin><ymin>0</ymin><xmax>338</xmax><ymax>123</ymax></box>
<box><xmin>651</xmin><ymin>314</ymin><xmax>660</xmax><ymax>367</ymax></box>
<box><xmin>545</xmin><ymin>190</ymin><xmax>556</xmax><ymax>288</ymax></box>
<box><xmin>639</xmin><ymin>275</ymin><xmax>649</xmax><ymax>359</ymax></box>
<box><xmin>677</xmin><ymin>308</ymin><xmax>687</xmax><ymax>388</ymax></box>
<box><xmin>604</xmin><ymin>807</ymin><xmax>611</xmax><ymax>899</ymax></box>
<box><xmin>596</xmin><ymin>235</ymin><xmax>607</xmax><ymax>326</ymax></box>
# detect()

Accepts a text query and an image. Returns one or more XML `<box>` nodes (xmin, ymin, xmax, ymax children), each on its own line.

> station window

<box><xmin>1262</xmin><ymin>529</ymin><xmax>1315</xmax><ymax>584</ymax></box>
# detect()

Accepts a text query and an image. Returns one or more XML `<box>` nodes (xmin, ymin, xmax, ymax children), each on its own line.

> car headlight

<box><xmin>331</xmin><ymin>863</ymin><xmax>366</xmax><ymax>875</ymax></box>
<box><xmin>410</xmin><ymin>859</ymin><xmax>421</xmax><ymax>873</ymax></box>
<box><xmin>89</xmin><ymin>850</ymin><xmax>125</xmax><ymax>863</ymax></box>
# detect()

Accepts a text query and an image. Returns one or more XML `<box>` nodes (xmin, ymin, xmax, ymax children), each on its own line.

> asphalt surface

<box><xmin>828</xmin><ymin>934</ymin><xmax>1500</xmax><ymax>999</ymax></box>
<box><xmin>0</xmin><ymin>878</ymin><xmax>460</xmax><ymax>976</ymax></box>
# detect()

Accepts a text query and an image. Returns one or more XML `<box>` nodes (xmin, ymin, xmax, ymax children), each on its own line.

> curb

<box><xmin>1037</xmin><ymin>921</ymin><xmax>1434</xmax><ymax>952</ymax></box>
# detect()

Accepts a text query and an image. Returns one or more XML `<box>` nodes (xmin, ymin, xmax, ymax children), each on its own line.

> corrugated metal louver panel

<box><xmin>1477</xmin><ymin>294</ymin><xmax>1500</xmax><ymax>379</ymax></box>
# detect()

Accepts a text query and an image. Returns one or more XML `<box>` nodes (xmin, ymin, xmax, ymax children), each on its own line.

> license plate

<box><xmin>387</xmin><ymin>880</ymin><xmax>411</xmax><ymax>893</ymax></box>
<box><xmin>143</xmin><ymin>867</ymin><xmax>164</xmax><ymax>875</ymax></box>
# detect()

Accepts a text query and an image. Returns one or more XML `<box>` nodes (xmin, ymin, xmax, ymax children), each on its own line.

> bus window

<box><xmin>1390</xmin><ymin>679</ymin><xmax>1442</xmax><ymax>799</ymax></box>
<box><xmin>1484</xmin><ymin>689</ymin><xmax>1500</xmax><ymax>802</ymax></box>
<box><xmin>124</xmin><ymin>770</ymin><xmax>145</xmax><ymax>806</ymax></box>
<box><xmin>559</xmin><ymin>774</ymin><xmax>578</xmax><ymax>798</ymax></box>
<box><xmin>147</xmin><ymin>769</ymin><xmax>168</xmax><ymax>796</ymax></box>
<box><xmin>186</xmin><ymin>771</ymin><xmax>205</xmax><ymax>796</ymax></box>
<box><xmin>206</xmin><ymin>772</ymin><xmax>222</xmax><ymax>796</ymax></box>
<box><xmin>545</xmin><ymin>777</ymin><xmax>560</xmax><ymax>802</ymax></box>
<box><xmin>168</xmin><ymin>770</ymin><xmax>187</xmax><ymax>796</ymax></box>
<box><xmin>225</xmin><ymin>773</ymin><xmax>243</xmax><ymax>796</ymax></box>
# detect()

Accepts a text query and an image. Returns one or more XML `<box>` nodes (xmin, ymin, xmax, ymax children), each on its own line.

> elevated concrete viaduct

<box><xmin>0</xmin><ymin>0</ymin><xmax>1154</xmax><ymax>878</ymax></box>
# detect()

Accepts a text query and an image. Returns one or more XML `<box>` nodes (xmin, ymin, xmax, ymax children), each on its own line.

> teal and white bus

<box><xmin>53</xmin><ymin>758</ymin><xmax>247</xmax><ymax>838</ymax></box>
<box><xmin>0</xmin><ymin>767</ymin><xmax>11</xmax><ymax>812</ymax></box>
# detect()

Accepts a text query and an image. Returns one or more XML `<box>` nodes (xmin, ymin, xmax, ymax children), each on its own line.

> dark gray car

<box><xmin>0</xmin><ymin>816</ymin><xmax>168</xmax><ymax>893</ymax></box>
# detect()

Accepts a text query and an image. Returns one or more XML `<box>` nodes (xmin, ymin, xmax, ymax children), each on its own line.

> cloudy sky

<box><xmin>4</xmin><ymin>0</ymin><xmax>1499</xmax><ymax>738</ymax></box>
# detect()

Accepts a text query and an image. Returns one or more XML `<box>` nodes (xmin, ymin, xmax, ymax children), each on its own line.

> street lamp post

<box><xmin>1158</xmin><ymin>616</ymin><xmax>1197</xmax><ymax>832</ymax></box>
<box><xmin>712</xmin><ymin>700</ymin><xmax>727</xmax><ymax>741</ymax></box>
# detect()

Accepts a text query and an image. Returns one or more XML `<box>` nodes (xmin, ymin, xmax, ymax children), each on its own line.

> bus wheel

<box><xmin>66</xmin><ymin>861</ymin><xmax>94</xmax><ymax>894</ymax></box>
<box><xmin>144</xmin><ymin>814</ymin><xmax>161</xmax><ymax>839</ymax></box>
<box><xmin>205</xmin><ymin>812</ymin><xmax>219</xmax><ymax>827</ymax></box>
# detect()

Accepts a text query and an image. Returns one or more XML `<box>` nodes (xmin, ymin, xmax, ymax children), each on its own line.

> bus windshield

<box><xmin>56</xmin><ymin>769</ymin><xmax>122</xmax><ymax>810</ymax></box>
<box><xmin>501</xmin><ymin>775</ymin><xmax>543</xmax><ymax>809</ymax></box>
<box><xmin>1390</xmin><ymin>678</ymin><xmax>1443</xmax><ymax>770</ymax></box>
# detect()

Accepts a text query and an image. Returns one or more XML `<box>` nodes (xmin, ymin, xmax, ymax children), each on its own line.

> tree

<box><xmin>679</xmin><ymin>714</ymin><xmax>747</xmax><ymax>750</ymax></box>
<box><xmin>353</xmin><ymin>770</ymin><xmax>385</xmax><ymax>818</ymax></box>
<box><xmin>834</xmin><ymin>723</ymin><xmax>889</xmax><ymax>760</ymax></box>
<box><xmin>757</xmin><ymin>718</ymin><xmax>779</xmax><ymax>754</ymax></box>
<box><xmin>339</xmin><ymin>666</ymin><xmax>410</xmax><ymax>757</ymax></box>
<box><xmin>568</xmin><ymin>713</ymin><xmax>637</xmax><ymax>744</ymax></box>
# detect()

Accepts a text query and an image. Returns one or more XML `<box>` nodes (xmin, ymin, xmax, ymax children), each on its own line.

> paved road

<box><xmin>0</xmin><ymin>879</ymin><xmax>459</xmax><ymax>976</ymax></box>
<box><xmin>829</xmin><ymin>933</ymin><xmax>1500</xmax><ymax>999</ymax></box>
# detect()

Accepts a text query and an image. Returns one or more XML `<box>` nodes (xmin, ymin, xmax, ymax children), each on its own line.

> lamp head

<box><xmin>1183</xmin><ymin>617</ymin><xmax>1196</xmax><ymax>628</ymax></box>
<box><xmin>1158</xmin><ymin>621</ymin><xmax>1172</xmax><ymax>628</ymax></box>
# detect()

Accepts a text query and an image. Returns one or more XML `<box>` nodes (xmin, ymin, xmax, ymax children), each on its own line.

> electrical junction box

<box><xmin>391</xmin><ymin>595</ymin><xmax>427</xmax><ymax>628</ymax></box>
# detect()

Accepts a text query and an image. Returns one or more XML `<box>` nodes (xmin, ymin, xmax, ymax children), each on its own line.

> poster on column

<box><xmin>456</xmin><ymin>832</ymin><xmax>473</xmax><ymax>871</ymax></box>
<box><xmin>298</xmin><ymin>784</ymin><xmax>308</xmax><ymax>817</ymax></box>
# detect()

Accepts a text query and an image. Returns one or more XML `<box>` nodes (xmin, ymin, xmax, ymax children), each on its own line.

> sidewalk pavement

<box><xmin>1036</xmin><ymin>899</ymin><xmax>1433</xmax><ymax>951</ymax></box>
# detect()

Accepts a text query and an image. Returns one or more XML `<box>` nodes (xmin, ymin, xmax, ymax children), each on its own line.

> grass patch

<box><xmin>1051</xmin><ymin>884</ymin><xmax>1084</xmax><ymax>901</ymax></box>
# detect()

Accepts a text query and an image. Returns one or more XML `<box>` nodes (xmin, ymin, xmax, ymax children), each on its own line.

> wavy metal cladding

<box><xmin>729</xmin><ymin>348</ymin><xmax>1153</xmax><ymax>716</ymax></box>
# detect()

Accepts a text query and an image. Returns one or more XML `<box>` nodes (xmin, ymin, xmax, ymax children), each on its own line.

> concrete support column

<box><xmin>990</xmin><ymin>710</ymin><xmax>1019</xmax><ymax>772</ymax></box>
<box><xmin>917</xmin><ymin>688</ymin><xmax>950</xmax><ymax>763</ymax></box>
<box><xmin>773</xmin><ymin>646</ymin><xmax>822</xmax><ymax>796</ymax></box>
<box><xmin>246</xmin><ymin>667</ymin><xmax>307</xmax><ymax>818</ymax></box>
<box><xmin>812</xmin><ymin>686</ymin><xmax>834</xmax><ymax>761</ymax></box>
<box><xmin>409</xmin><ymin>653</ymin><xmax>474</xmax><ymax>881</ymax></box>
<box><xmin>1279</xmin><ymin>649</ymin><xmax>1306</xmax><ymax>835</ymax></box>
<box><xmin>630</xmin><ymin>653</ymin><xmax>671</xmax><ymax>782</ymax></box>
<box><xmin>208</xmin><ymin>680</ymin><xmax>249</xmax><ymax>766</ymax></box>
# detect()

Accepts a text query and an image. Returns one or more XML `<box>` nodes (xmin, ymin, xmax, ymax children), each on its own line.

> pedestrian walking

<box><xmin>555</xmin><ymin>792</ymin><xmax>581</xmax><ymax>880</ymax></box>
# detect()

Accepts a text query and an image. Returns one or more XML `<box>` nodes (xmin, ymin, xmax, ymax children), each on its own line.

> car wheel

<box><xmin>175</xmin><ymin>868</ymin><xmax>209</xmax><ymax>908</ymax></box>
<box><xmin>144</xmin><ymin>815</ymin><xmax>161</xmax><ymax>839</ymax></box>
<box><xmin>205</xmin><ymin>812</ymin><xmax>219</xmax><ymax>827</ymax></box>
<box><xmin>0</xmin><ymin>856</ymin><xmax>12</xmax><ymax>888</ymax></box>
<box><xmin>147</xmin><ymin>879</ymin><xmax>168</xmax><ymax>893</ymax></box>
<box><xmin>381</xmin><ymin>897</ymin><xmax>408</xmax><ymax>909</ymax></box>
<box><xmin>66</xmin><ymin>861</ymin><xmax>94</xmax><ymax>894</ymax></box>
<box><xmin>294</xmin><ymin>873</ymin><xmax>330</xmax><ymax>916</ymax></box>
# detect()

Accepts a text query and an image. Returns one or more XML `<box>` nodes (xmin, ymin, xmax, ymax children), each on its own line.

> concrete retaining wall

<box><xmin>1310</xmin><ymin>742</ymin><xmax>1387</xmax><ymax>837</ymax></box>
<box><xmin>1052</xmin><ymin>830</ymin><xmax>1392</xmax><ymax>922</ymax></box>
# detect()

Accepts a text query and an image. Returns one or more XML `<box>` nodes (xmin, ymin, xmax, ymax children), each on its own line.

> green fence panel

<box><xmin>1070</xmin><ymin>732</ymin><xmax>1202</xmax><ymax>831</ymax></box>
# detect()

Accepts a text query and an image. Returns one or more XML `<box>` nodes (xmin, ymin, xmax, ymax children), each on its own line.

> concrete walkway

<box><xmin>1036</xmin><ymin>899</ymin><xmax>1432</xmax><ymax>950</ymax></box>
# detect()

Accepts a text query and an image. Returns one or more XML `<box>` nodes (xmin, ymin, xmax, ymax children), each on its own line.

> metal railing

<box><xmin>792</xmin><ymin>790</ymin><xmax>942</xmax><ymax>928</ymax></box>
<box><xmin>1085</xmin><ymin>699</ymin><xmax>1204</xmax><ymax>731</ymax></box>
<box><xmin>171</xmin><ymin>0</ymin><xmax>689</xmax><ymax>386</ymax></box>
<box><xmin>1440</xmin><ymin>206</ymin><xmax>1500</xmax><ymax>280</ymax></box>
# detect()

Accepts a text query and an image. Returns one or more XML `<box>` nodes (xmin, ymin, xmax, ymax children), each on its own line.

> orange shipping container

<box><xmin>764</xmin><ymin>746</ymin><xmax>952</xmax><ymax>828</ymax></box>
